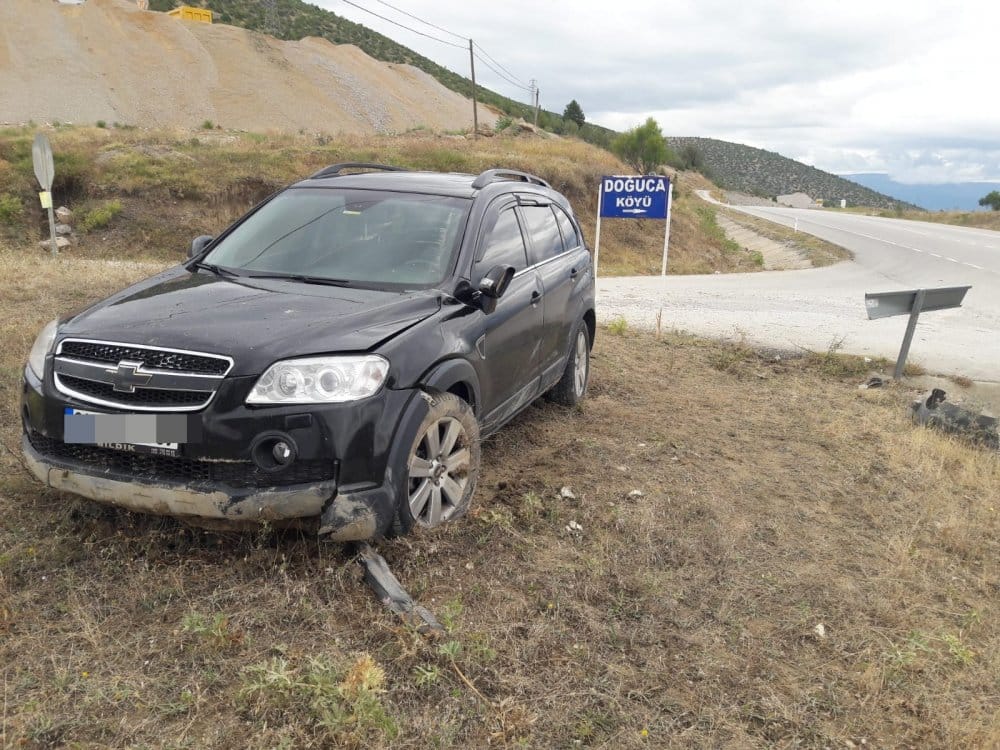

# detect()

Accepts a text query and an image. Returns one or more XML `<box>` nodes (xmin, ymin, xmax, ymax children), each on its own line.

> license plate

<box><xmin>64</xmin><ymin>407</ymin><xmax>182</xmax><ymax>456</ymax></box>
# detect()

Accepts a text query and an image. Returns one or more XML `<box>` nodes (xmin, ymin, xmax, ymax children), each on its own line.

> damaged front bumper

<box><xmin>20</xmin><ymin>364</ymin><xmax>424</xmax><ymax>540</ymax></box>
<box><xmin>22</xmin><ymin>432</ymin><xmax>337</xmax><ymax>524</ymax></box>
<box><xmin>22</xmin><ymin>432</ymin><xmax>399</xmax><ymax>540</ymax></box>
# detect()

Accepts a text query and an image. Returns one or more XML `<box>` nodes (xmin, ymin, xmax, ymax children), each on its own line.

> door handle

<box><xmin>569</xmin><ymin>267</ymin><xmax>579</xmax><ymax>278</ymax></box>
<box><xmin>530</xmin><ymin>290</ymin><xmax>541</xmax><ymax>306</ymax></box>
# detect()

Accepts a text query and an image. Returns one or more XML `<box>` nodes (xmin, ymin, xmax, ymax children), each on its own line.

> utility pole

<box><xmin>530</xmin><ymin>79</ymin><xmax>539</xmax><ymax>128</ymax></box>
<box><xmin>468</xmin><ymin>39</ymin><xmax>478</xmax><ymax>138</ymax></box>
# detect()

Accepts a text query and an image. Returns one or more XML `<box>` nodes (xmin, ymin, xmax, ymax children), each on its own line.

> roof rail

<box><xmin>309</xmin><ymin>162</ymin><xmax>409</xmax><ymax>179</ymax></box>
<box><xmin>471</xmin><ymin>168</ymin><xmax>551</xmax><ymax>190</ymax></box>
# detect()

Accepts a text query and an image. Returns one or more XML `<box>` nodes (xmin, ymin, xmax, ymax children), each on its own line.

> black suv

<box><xmin>21</xmin><ymin>164</ymin><xmax>595</xmax><ymax>540</ymax></box>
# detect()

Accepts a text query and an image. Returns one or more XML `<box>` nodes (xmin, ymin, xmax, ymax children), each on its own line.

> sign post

<box><xmin>32</xmin><ymin>133</ymin><xmax>58</xmax><ymax>257</ymax></box>
<box><xmin>865</xmin><ymin>285</ymin><xmax>971</xmax><ymax>379</ymax></box>
<box><xmin>593</xmin><ymin>175</ymin><xmax>671</xmax><ymax>279</ymax></box>
<box><xmin>660</xmin><ymin>181</ymin><xmax>674</xmax><ymax>276</ymax></box>
<box><xmin>593</xmin><ymin>181</ymin><xmax>604</xmax><ymax>281</ymax></box>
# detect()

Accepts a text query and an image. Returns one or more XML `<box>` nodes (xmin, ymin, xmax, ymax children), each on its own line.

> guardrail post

<box><xmin>894</xmin><ymin>288</ymin><xmax>926</xmax><ymax>379</ymax></box>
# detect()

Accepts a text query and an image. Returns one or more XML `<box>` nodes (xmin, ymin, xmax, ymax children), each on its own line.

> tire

<box><xmin>392</xmin><ymin>392</ymin><xmax>481</xmax><ymax>536</ymax></box>
<box><xmin>547</xmin><ymin>321</ymin><xmax>591</xmax><ymax>407</ymax></box>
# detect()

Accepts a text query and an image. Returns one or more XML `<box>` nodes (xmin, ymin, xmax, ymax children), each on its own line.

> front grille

<box><xmin>60</xmin><ymin>341</ymin><xmax>229</xmax><ymax>375</ymax></box>
<box><xmin>54</xmin><ymin>339</ymin><xmax>232</xmax><ymax>412</ymax></box>
<box><xmin>60</xmin><ymin>375</ymin><xmax>212</xmax><ymax>407</ymax></box>
<box><xmin>27</xmin><ymin>430</ymin><xmax>336</xmax><ymax>490</ymax></box>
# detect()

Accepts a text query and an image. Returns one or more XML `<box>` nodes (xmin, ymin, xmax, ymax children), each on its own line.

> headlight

<box><xmin>27</xmin><ymin>319</ymin><xmax>58</xmax><ymax>379</ymax></box>
<box><xmin>246</xmin><ymin>355</ymin><xmax>390</xmax><ymax>404</ymax></box>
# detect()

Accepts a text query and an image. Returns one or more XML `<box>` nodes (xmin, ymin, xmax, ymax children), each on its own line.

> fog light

<box><xmin>273</xmin><ymin>441</ymin><xmax>293</xmax><ymax>464</ymax></box>
<box><xmin>250</xmin><ymin>432</ymin><xmax>298</xmax><ymax>473</ymax></box>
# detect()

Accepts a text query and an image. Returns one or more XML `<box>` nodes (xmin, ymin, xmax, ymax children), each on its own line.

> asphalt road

<box><xmin>597</xmin><ymin>198</ymin><xmax>1000</xmax><ymax>381</ymax></box>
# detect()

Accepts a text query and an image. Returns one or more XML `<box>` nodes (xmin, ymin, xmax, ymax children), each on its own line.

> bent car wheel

<box><xmin>394</xmin><ymin>392</ymin><xmax>481</xmax><ymax>535</ymax></box>
<box><xmin>547</xmin><ymin>321</ymin><xmax>591</xmax><ymax>407</ymax></box>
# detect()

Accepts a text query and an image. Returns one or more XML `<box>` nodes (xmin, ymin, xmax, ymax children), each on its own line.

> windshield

<box><xmin>202</xmin><ymin>188</ymin><xmax>471</xmax><ymax>288</ymax></box>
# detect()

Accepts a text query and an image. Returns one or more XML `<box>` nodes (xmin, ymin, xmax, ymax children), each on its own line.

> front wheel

<box><xmin>547</xmin><ymin>322</ymin><xmax>590</xmax><ymax>407</ymax></box>
<box><xmin>393</xmin><ymin>392</ymin><xmax>481</xmax><ymax>535</ymax></box>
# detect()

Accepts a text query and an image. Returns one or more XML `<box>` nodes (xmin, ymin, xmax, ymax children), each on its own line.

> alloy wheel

<box><xmin>407</xmin><ymin>416</ymin><xmax>471</xmax><ymax>527</ymax></box>
<box><xmin>573</xmin><ymin>330</ymin><xmax>588</xmax><ymax>396</ymax></box>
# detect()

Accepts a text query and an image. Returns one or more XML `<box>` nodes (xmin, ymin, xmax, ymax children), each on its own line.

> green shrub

<box><xmin>201</xmin><ymin>120</ymin><xmax>214</xmax><ymax>130</ymax></box>
<box><xmin>495</xmin><ymin>115</ymin><xmax>514</xmax><ymax>133</ymax></box>
<box><xmin>95</xmin><ymin>120</ymin><xmax>107</xmax><ymax>129</ymax></box>
<box><xmin>80</xmin><ymin>199</ymin><xmax>123</xmax><ymax>232</ymax></box>
<box><xmin>0</xmin><ymin>193</ymin><xmax>23</xmax><ymax>226</ymax></box>
<box><xmin>607</xmin><ymin>317</ymin><xmax>628</xmax><ymax>336</ymax></box>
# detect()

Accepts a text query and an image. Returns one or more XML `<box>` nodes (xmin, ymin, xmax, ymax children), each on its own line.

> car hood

<box><xmin>58</xmin><ymin>267</ymin><xmax>442</xmax><ymax>376</ymax></box>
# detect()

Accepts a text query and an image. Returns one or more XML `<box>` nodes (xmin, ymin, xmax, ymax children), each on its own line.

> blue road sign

<box><xmin>600</xmin><ymin>175</ymin><xmax>669</xmax><ymax>219</ymax></box>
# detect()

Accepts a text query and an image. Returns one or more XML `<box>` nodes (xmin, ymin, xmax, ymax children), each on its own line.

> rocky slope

<box><xmin>0</xmin><ymin>0</ymin><xmax>493</xmax><ymax>133</ymax></box>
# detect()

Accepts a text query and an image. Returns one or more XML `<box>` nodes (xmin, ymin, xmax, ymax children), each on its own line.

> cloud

<box><xmin>320</xmin><ymin>0</ymin><xmax>1000</xmax><ymax>182</ymax></box>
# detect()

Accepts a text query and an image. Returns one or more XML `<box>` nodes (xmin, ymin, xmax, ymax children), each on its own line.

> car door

<box><xmin>471</xmin><ymin>201</ymin><xmax>545</xmax><ymax>428</ymax></box>
<box><xmin>519</xmin><ymin>201</ymin><xmax>578</xmax><ymax>389</ymax></box>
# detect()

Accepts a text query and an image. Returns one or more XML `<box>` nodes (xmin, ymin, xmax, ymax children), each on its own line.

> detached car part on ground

<box><xmin>21</xmin><ymin>164</ymin><xmax>596</xmax><ymax>541</ymax></box>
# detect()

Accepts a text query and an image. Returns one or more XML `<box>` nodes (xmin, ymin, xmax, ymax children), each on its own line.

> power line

<box><xmin>339</xmin><ymin>0</ymin><xmax>466</xmax><ymax>49</ymax></box>
<box><xmin>373</xmin><ymin>0</ymin><xmax>466</xmax><ymax>41</ymax></box>
<box><xmin>473</xmin><ymin>42</ymin><xmax>529</xmax><ymax>89</ymax></box>
<box><xmin>341</xmin><ymin>1</ymin><xmax>534</xmax><ymax>102</ymax></box>
<box><xmin>474</xmin><ymin>52</ymin><xmax>532</xmax><ymax>93</ymax></box>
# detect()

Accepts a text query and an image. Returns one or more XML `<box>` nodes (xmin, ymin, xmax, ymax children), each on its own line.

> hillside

<box><xmin>0</xmin><ymin>0</ymin><xmax>492</xmax><ymax>134</ymax></box>
<box><xmin>0</xmin><ymin>127</ymin><xmax>760</xmax><ymax>276</ymax></box>
<box><xmin>150</xmin><ymin>0</ymin><xmax>616</xmax><ymax>146</ymax></box>
<box><xmin>668</xmin><ymin>137</ymin><xmax>917</xmax><ymax>210</ymax></box>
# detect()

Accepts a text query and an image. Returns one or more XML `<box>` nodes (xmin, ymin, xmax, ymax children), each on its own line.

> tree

<box><xmin>562</xmin><ymin>100</ymin><xmax>585</xmax><ymax>128</ymax></box>
<box><xmin>611</xmin><ymin>117</ymin><xmax>668</xmax><ymax>174</ymax></box>
<box><xmin>979</xmin><ymin>190</ymin><xmax>1000</xmax><ymax>211</ymax></box>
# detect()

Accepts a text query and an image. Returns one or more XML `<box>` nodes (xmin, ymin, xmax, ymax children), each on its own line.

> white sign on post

<box><xmin>32</xmin><ymin>133</ymin><xmax>60</xmax><ymax>257</ymax></box>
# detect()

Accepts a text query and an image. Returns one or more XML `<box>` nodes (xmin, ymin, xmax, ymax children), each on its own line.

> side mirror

<box><xmin>189</xmin><ymin>235</ymin><xmax>214</xmax><ymax>259</ymax></box>
<box><xmin>478</xmin><ymin>264</ymin><xmax>515</xmax><ymax>300</ymax></box>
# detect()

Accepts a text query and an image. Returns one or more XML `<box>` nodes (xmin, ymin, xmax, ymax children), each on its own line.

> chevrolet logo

<box><xmin>105</xmin><ymin>360</ymin><xmax>153</xmax><ymax>393</ymax></box>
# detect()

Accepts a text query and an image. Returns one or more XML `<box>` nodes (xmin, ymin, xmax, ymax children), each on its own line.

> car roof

<box><xmin>293</xmin><ymin>170</ymin><xmax>480</xmax><ymax>198</ymax></box>
<box><xmin>291</xmin><ymin>169</ymin><xmax>560</xmax><ymax>202</ymax></box>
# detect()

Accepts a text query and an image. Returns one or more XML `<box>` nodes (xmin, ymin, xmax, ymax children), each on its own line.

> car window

<box><xmin>520</xmin><ymin>205</ymin><xmax>564</xmax><ymax>264</ymax></box>
<box><xmin>553</xmin><ymin>205</ymin><xmax>582</xmax><ymax>250</ymax></box>
<box><xmin>202</xmin><ymin>187</ymin><xmax>470</xmax><ymax>289</ymax></box>
<box><xmin>476</xmin><ymin>208</ymin><xmax>528</xmax><ymax>273</ymax></box>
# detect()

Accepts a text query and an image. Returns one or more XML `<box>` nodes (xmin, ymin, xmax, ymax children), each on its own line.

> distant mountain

<box><xmin>667</xmin><ymin>137</ymin><xmax>916</xmax><ymax>211</ymax></box>
<box><xmin>841</xmin><ymin>173</ymin><xmax>1000</xmax><ymax>212</ymax></box>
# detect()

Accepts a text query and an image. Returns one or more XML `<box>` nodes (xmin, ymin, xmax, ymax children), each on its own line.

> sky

<box><xmin>321</xmin><ymin>0</ymin><xmax>1000</xmax><ymax>185</ymax></box>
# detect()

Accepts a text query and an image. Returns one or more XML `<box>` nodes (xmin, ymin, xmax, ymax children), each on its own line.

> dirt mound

<box><xmin>0</xmin><ymin>0</ymin><xmax>492</xmax><ymax>133</ymax></box>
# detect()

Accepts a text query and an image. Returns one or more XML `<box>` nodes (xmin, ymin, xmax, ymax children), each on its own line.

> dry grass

<box><xmin>719</xmin><ymin>207</ymin><xmax>853</xmax><ymax>267</ymax></box>
<box><xmin>0</xmin><ymin>126</ymin><xmax>756</xmax><ymax>276</ymax></box>
<box><xmin>840</xmin><ymin>205</ymin><xmax>1000</xmax><ymax>232</ymax></box>
<box><xmin>1</xmin><ymin>252</ymin><xmax>998</xmax><ymax>748</ymax></box>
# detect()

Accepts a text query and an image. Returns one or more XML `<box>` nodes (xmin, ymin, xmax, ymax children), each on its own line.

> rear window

<box><xmin>553</xmin><ymin>205</ymin><xmax>582</xmax><ymax>250</ymax></box>
<box><xmin>520</xmin><ymin>205</ymin><xmax>564</xmax><ymax>264</ymax></box>
<box><xmin>203</xmin><ymin>188</ymin><xmax>470</xmax><ymax>289</ymax></box>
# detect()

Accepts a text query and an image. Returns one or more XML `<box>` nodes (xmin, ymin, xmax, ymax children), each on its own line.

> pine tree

<box><xmin>562</xmin><ymin>100</ymin><xmax>585</xmax><ymax>128</ymax></box>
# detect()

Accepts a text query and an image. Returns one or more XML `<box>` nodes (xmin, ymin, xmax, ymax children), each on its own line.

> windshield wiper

<box><xmin>243</xmin><ymin>272</ymin><xmax>353</xmax><ymax>287</ymax></box>
<box><xmin>193</xmin><ymin>262</ymin><xmax>239</xmax><ymax>278</ymax></box>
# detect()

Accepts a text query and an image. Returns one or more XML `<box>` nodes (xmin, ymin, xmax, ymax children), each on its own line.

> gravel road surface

<box><xmin>598</xmin><ymin>196</ymin><xmax>999</xmax><ymax>381</ymax></box>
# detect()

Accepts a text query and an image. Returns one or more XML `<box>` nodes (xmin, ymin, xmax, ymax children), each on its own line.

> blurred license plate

<box><xmin>64</xmin><ymin>408</ymin><xmax>183</xmax><ymax>456</ymax></box>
